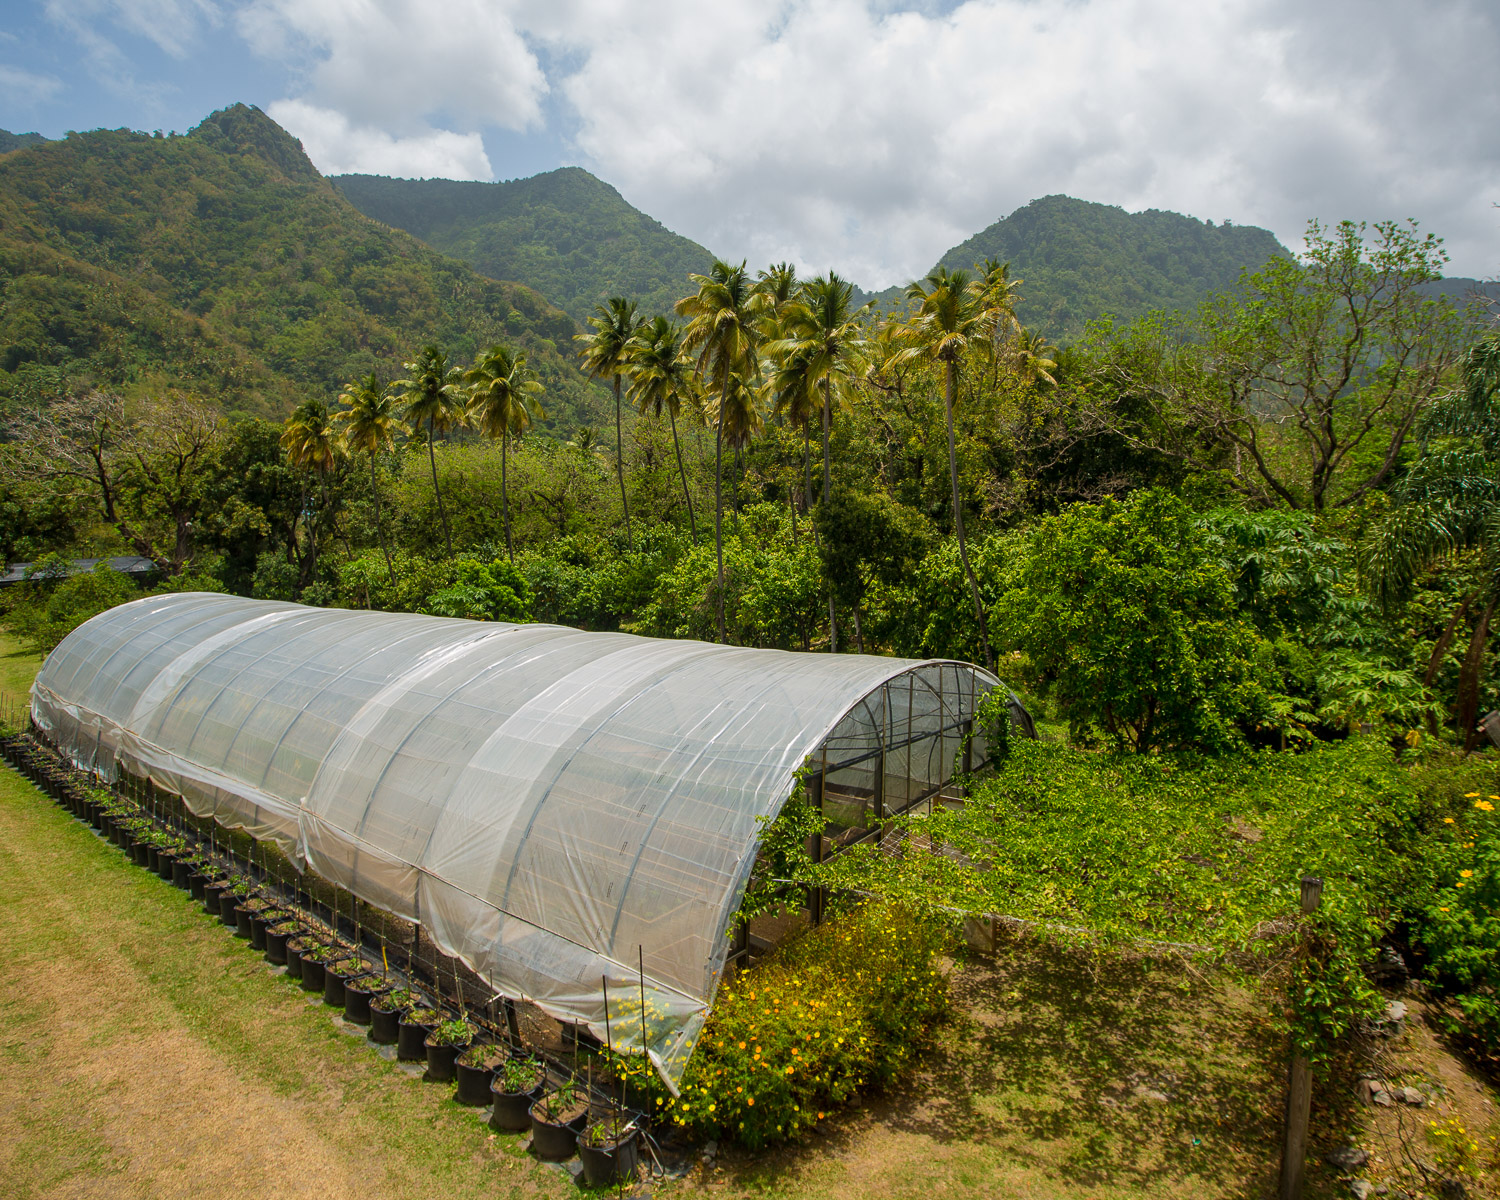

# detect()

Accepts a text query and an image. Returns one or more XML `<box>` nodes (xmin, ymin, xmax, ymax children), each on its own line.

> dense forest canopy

<box><xmin>334</xmin><ymin>169</ymin><xmax>716</xmax><ymax>326</ymax></box>
<box><xmin>0</xmin><ymin>106</ymin><xmax>609</xmax><ymax>430</ymax></box>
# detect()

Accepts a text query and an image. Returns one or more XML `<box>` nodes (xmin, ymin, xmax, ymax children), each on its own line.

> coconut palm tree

<box><xmin>702</xmin><ymin>370</ymin><xmax>764</xmax><ymax>534</ymax></box>
<box><xmin>393</xmin><ymin>344</ymin><xmax>465</xmax><ymax>558</ymax></box>
<box><xmin>465</xmin><ymin>344</ymin><xmax>544</xmax><ymax>563</ymax></box>
<box><xmin>762</xmin><ymin>340</ymin><xmax>819</xmax><ymax>540</ymax></box>
<box><xmin>281</xmin><ymin>398</ymin><xmax>339</xmax><ymax>591</ymax></box>
<box><xmin>626</xmin><ymin>315</ymin><xmax>698</xmax><ymax>543</ymax></box>
<box><xmin>1012</xmin><ymin>328</ymin><xmax>1058</xmax><ymax>387</ymax></box>
<box><xmin>676</xmin><ymin>260</ymin><xmax>763</xmax><ymax>643</ymax></box>
<box><xmin>764</xmin><ymin>272</ymin><xmax>868</xmax><ymax>651</ymax></box>
<box><xmin>334</xmin><ymin>372</ymin><xmax>398</xmax><ymax>585</ymax></box>
<box><xmin>576</xmin><ymin>297</ymin><xmax>641</xmax><ymax>548</ymax></box>
<box><xmin>977</xmin><ymin>256</ymin><xmax>1023</xmax><ymax>387</ymax></box>
<box><xmin>1362</xmin><ymin>335</ymin><xmax>1500</xmax><ymax>748</ymax></box>
<box><xmin>895</xmin><ymin>267</ymin><xmax>995</xmax><ymax>672</ymax></box>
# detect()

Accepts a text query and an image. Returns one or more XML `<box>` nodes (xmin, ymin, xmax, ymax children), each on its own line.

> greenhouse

<box><xmin>30</xmin><ymin>592</ymin><xmax>1021</xmax><ymax>1086</ymax></box>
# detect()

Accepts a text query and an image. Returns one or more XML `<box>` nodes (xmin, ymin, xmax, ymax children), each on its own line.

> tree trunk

<box><xmin>852</xmin><ymin>606</ymin><xmax>865</xmax><ymax>654</ymax></box>
<box><xmin>1458</xmin><ymin>595</ymin><xmax>1494</xmax><ymax>752</ymax></box>
<box><xmin>428</xmin><ymin>418</ymin><xmax>453</xmax><ymax>558</ymax></box>
<box><xmin>714</xmin><ymin>395</ymin><xmax>727</xmax><ymax>644</ymax></box>
<box><xmin>615</xmin><ymin>374</ymin><xmax>632</xmax><ymax>548</ymax></box>
<box><xmin>1425</xmin><ymin>593</ymin><xmax>1474</xmax><ymax>735</ymax></box>
<box><xmin>669</xmin><ymin>405</ymin><xmax>697</xmax><ymax>543</ymax></box>
<box><xmin>822</xmin><ymin>380</ymin><xmax>836</xmax><ymax>653</ymax></box>
<box><xmin>731</xmin><ymin>443</ymin><xmax>741</xmax><ymax>536</ymax></box>
<box><xmin>372</xmin><ymin>450</ymin><xmax>395</xmax><ymax>587</ymax></box>
<box><xmin>501</xmin><ymin>429</ymin><xmax>514</xmax><ymax>563</ymax></box>
<box><xmin>804</xmin><ymin>425</ymin><xmax>817</xmax><ymax>547</ymax></box>
<box><xmin>945</xmin><ymin>359</ymin><xmax>994</xmax><ymax>672</ymax></box>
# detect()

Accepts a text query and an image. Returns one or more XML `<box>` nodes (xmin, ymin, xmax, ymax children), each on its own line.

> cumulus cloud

<box><xmin>236</xmin><ymin>0</ymin><xmax>1500</xmax><ymax>281</ymax></box>
<box><xmin>268</xmin><ymin>99</ymin><xmax>492</xmax><ymax>179</ymax></box>
<box><xmin>240</xmin><ymin>0</ymin><xmax>547</xmax><ymax>139</ymax></box>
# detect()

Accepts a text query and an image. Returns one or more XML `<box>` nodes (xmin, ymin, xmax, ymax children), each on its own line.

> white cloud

<box><xmin>43</xmin><ymin>0</ymin><xmax>220</xmax><ymax>102</ymax></box>
<box><xmin>0</xmin><ymin>64</ymin><xmax>64</xmax><ymax>104</ymax></box>
<box><xmin>240</xmin><ymin>0</ymin><xmax>547</xmax><ymax>135</ymax></box>
<box><xmin>545</xmin><ymin>0</ymin><xmax>1500</xmax><ymax>284</ymax></box>
<box><xmin>236</xmin><ymin>0</ymin><xmax>1500</xmax><ymax>282</ymax></box>
<box><xmin>268</xmin><ymin>99</ymin><xmax>492</xmax><ymax>179</ymax></box>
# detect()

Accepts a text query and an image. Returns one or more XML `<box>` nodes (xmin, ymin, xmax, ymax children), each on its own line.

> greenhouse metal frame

<box><xmin>30</xmin><ymin>592</ymin><xmax>1015</xmax><ymax>1087</ymax></box>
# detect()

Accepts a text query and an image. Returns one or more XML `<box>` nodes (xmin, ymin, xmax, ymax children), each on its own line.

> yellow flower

<box><xmin>1479</xmin><ymin>800</ymin><xmax>1496</xmax><ymax>812</ymax></box>
<box><xmin>1465</xmin><ymin>792</ymin><xmax>1480</xmax><ymax>798</ymax></box>
<box><xmin>1444</xmin><ymin>817</ymin><xmax>1456</xmax><ymax>824</ymax></box>
<box><xmin>746</xmin><ymin>1096</ymin><xmax>754</xmax><ymax>1106</ymax></box>
<box><xmin>1460</xmin><ymin>870</ymin><xmax>1474</xmax><ymax>878</ymax></box>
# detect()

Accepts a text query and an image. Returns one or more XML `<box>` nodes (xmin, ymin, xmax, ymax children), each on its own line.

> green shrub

<box><xmin>5</xmin><ymin>561</ymin><xmax>140</xmax><ymax>651</ymax></box>
<box><xmin>609</xmin><ymin>902</ymin><xmax>948</xmax><ymax>1149</ymax></box>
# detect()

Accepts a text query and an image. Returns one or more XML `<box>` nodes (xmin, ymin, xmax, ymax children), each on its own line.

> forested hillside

<box><xmin>334</xmin><ymin>169</ymin><xmax>715</xmax><ymax>325</ymax></box>
<box><xmin>0</xmin><ymin>130</ymin><xmax>49</xmax><ymax>154</ymax></box>
<box><xmin>0</xmin><ymin>107</ymin><xmax>608</xmax><ymax>427</ymax></box>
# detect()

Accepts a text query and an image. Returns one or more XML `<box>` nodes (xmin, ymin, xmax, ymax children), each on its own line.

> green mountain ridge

<box><xmin>334</xmin><ymin>169</ymin><xmax>716</xmax><ymax>325</ymax></box>
<box><xmin>0</xmin><ymin>109</ymin><xmax>607</xmax><ymax>428</ymax></box>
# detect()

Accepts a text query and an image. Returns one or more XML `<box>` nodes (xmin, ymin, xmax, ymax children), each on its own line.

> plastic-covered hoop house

<box><xmin>31</xmin><ymin>592</ymin><xmax>1013</xmax><ymax>1086</ymax></box>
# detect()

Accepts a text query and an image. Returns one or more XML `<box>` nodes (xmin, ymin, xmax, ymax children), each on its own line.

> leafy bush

<box><xmin>422</xmin><ymin>557</ymin><xmax>531</xmax><ymax>623</ymax></box>
<box><xmin>609</xmin><ymin>903</ymin><xmax>947</xmax><ymax>1149</ymax></box>
<box><xmin>5</xmin><ymin>561</ymin><xmax>139</xmax><ymax>651</ymax></box>
<box><xmin>1410</xmin><ymin>786</ymin><xmax>1500</xmax><ymax>1059</ymax></box>
<box><xmin>997</xmin><ymin>488</ymin><xmax>1271</xmax><ymax>751</ymax></box>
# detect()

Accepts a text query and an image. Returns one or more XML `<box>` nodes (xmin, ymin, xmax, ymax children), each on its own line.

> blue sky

<box><xmin>2</xmin><ymin>0</ymin><xmax>1497</xmax><ymax>287</ymax></box>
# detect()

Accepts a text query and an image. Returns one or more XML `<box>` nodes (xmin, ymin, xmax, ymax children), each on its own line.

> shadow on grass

<box><xmin>715</xmin><ymin>932</ymin><xmax>1306</xmax><ymax>1199</ymax></box>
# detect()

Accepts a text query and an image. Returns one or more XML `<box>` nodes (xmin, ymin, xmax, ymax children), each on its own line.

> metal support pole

<box><xmin>1279</xmin><ymin>875</ymin><xmax>1324</xmax><ymax>1200</ymax></box>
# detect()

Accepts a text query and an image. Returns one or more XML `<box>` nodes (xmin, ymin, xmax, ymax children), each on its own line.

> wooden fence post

<box><xmin>1279</xmin><ymin>875</ymin><xmax>1324</xmax><ymax>1200</ymax></box>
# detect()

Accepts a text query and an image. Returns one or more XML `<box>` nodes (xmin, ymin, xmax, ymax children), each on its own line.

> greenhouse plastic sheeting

<box><xmin>30</xmin><ymin>593</ymin><xmax>1001</xmax><ymax>1086</ymax></box>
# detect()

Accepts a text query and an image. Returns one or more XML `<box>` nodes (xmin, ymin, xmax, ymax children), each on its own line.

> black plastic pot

<box><xmin>368</xmin><ymin>1003</ymin><xmax>403</xmax><ymax>1045</ymax></box>
<box><xmin>156</xmin><ymin>853</ymin><xmax>177</xmax><ymax>882</ymax></box>
<box><xmin>188</xmin><ymin>872</ymin><xmax>208</xmax><ymax>901</ymax></box>
<box><xmin>578</xmin><ymin>1127</ymin><xmax>640</xmax><ymax>1188</ymax></box>
<box><xmin>299</xmin><ymin>954</ymin><xmax>327</xmax><ymax>992</ymax></box>
<box><xmin>172</xmin><ymin>859</ymin><xmax>192</xmax><ymax>889</ymax></box>
<box><xmin>284</xmin><ymin>941</ymin><xmax>307</xmax><ymax>982</ymax></box>
<box><xmin>424</xmin><ymin>1034</ymin><xmax>469</xmax><ymax>1083</ymax></box>
<box><xmin>396</xmin><ymin>1013</ymin><xmax>438</xmax><ymax>1061</ymax></box>
<box><xmin>455</xmin><ymin>1053</ymin><xmax>500</xmax><ymax>1106</ymax></box>
<box><xmin>218</xmin><ymin>891</ymin><xmax>240</xmax><ymax>926</ymax></box>
<box><xmin>343</xmin><ymin>979</ymin><xmax>386</xmax><ymax>1025</ymax></box>
<box><xmin>528</xmin><ymin>1100</ymin><xmax>587</xmax><ymax>1161</ymax></box>
<box><xmin>322</xmin><ymin>967</ymin><xmax>353</xmax><ymax>1008</ymax></box>
<box><xmin>133</xmin><ymin>841</ymin><xmax>151</xmax><ymax>868</ymax></box>
<box><xmin>264</xmin><ymin>925</ymin><xmax>294</xmax><ymax>966</ymax></box>
<box><xmin>249</xmin><ymin>911</ymin><xmax>280</xmax><ymax>951</ymax></box>
<box><xmin>145</xmin><ymin>845</ymin><xmax>160</xmax><ymax>873</ymax></box>
<box><xmin>202</xmin><ymin>881</ymin><xmax>226</xmax><ymax>916</ymax></box>
<box><xmin>489</xmin><ymin>1075</ymin><xmax>545</xmax><ymax>1132</ymax></box>
<box><xmin>233</xmin><ymin>904</ymin><xmax>254</xmax><ymax>938</ymax></box>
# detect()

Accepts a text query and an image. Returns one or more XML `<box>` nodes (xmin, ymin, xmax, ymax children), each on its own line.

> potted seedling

<box><xmin>424</xmin><ymin>1018</ymin><xmax>474</xmax><ymax>1083</ymax></box>
<box><xmin>529</xmin><ymin>1076</ymin><xmax>588</xmax><ymax>1160</ymax></box>
<box><xmin>284</xmin><ymin>934</ymin><xmax>324</xmax><ymax>983</ymax></box>
<box><xmin>368</xmin><ymin>987</ymin><xmax>416</xmax><ymax>1045</ymax></box>
<box><xmin>343</xmin><ymin>972</ymin><xmax>389</xmax><ymax>1026</ymax></box>
<box><xmin>490</xmin><ymin>1056</ymin><xmax>546</xmax><ymax>1132</ymax></box>
<box><xmin>298</xmin><ymin>942</ymin><xmax>333</xmax><ymax>992</ymax></box>
<box><xmin>234</xmin><ymin>894</ymin><xmax>269</xmax><ymax>940</ymax></box>
<box><xmin>264</xmin><ymin>919</ymin><xmax>302</xmax><ymax>966</ymax></box>
<box><xmin>577</xmin><ymin>1111</ymin><xmax>640</xmax><ymax>1187</ymax></box>
<box><xmin>322</xmin><ymin>955</ymin><xmax>369</xmax><ymax>1009</ymax></box>
<box><xmin>455</xmin><ymin>1042</ymin><xmax>506</xmax><ymax>1106</ymax></box>
<box><xmin>396</xmin><ymin>1005</ymin><xmax>440</xmax><ymax>1062</ymax></box>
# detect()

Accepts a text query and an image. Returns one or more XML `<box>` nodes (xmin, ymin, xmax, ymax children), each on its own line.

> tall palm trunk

<box><xmin>944</xmin><ymin>359</ymin><xmax>994</xmax><ymax>672</ymax></box>
<box><xmin>428</xmin><ymin>417</ymin><xmax>453</xmax><ymax>558</ymax></box>
<box><xmin>714</xmin><ymin>394</ymin><xmax>727</xmax><ymax>644</ymax></box>
<box><xmin>731</xmin><ymin>444</ymin><xmax>741</xmax><ymax>535</ymax></box>
<box><xmin>822</xmin><ymin>379</ymin><xmax>836</xmax><ymax>652</ymax></box>
<box><xmin>614</xmin><ymin>374</ymin><xmax>632</xmax><ymax>547</ymax></box>
<box><xmin>803</xmin><ymin>426</ymin><xmax>816</xmax><ymax>545</ymax></box>
<box><xmin>371</xmin><ymin>450</ymin><xmax>394</xmax><ymax>587</ymax></box>
<box><xmin>668</xmin><ymin>406</ymin><xmax>698</xmax><ymax>543</ymax></box>
<box><xmin>501</xmin><ymin>429</ymin><xmax>514</xmax><ymax>563</ymax></box>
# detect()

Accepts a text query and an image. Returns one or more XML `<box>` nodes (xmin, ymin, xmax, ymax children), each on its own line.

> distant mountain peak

<box><xmin>0</xmin><ymin>129</ymin><xmax>50</xmax><ymax>155</ymax></box>
<box><xmin>188</xmin><ymin>104</ymin><xmax>321</xmax><ymax>183</ymax></box>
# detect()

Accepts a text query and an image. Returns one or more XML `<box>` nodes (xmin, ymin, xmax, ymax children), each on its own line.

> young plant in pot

<box><xmin>342</xmin><ymin>972</ymin><xmax>389</xmax><ymax>1026</ymax></box>
<box><xmin>322</xmin><ymin>955</ymin><xmax>369</xmax><ymax>1009</ymax></box>
<box><xmin>490</xmin><ymin>1055</ymin><xmax>547</xmax><ymax>1131</ymax></box>
<box><xmin>284</xmin><ymin>935</ymin><xmax>324</xmax><ymax>983</ymax></box>
<box><xmin>455</xmin><ymin>1042</ymin><xmax>507</xmax><ymax>1106</ymax></box>
<box><xmin>529</xmin><ymin>1076</ymin><xmax>589</xmax><ymax>1160</ymax></box>
<box><xmin>368</xmin><ymin>987</ymin><xmax>415</xmax><ymax>1045</ymax></box>
<box><xmin>264</xmin><ymin>919</ymin><xmax>302</xmax><ymax>967</ymax></box>
<box><xmin>298</xmin><ymin>942</ymin><xmax>333</xmax><ymax>992</ymax></box>
<box><xmin>577</xmin><ymin>1111</ymin><xmax>640</xmax><ymax>1188</ymax></box>
<box><xmin>396</xmin><ymin>1005</ymin><xmax>441</xmax><ymax>1062</ymax></box>
<box><xmin>424</xmin><ymin>1017</ymin><xmax>474</xmax><ymax>1083</ymax></box>
<box><xmin>234</xmin><ymin>895</ymin><xmax>269</xmax><ymax>939</ymax></box>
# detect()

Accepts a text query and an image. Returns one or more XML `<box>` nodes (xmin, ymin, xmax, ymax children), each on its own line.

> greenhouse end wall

<box><xmin>30</xmin><ymin>593</ymin><xmax>1006</xmax><ymax>1086</ymax></box>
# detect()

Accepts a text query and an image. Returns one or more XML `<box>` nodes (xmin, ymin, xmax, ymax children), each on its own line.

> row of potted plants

<box><xmin>1</xmin><ymin>730</ymin><xmax>644</xmax><ymax>1188</ymax></box>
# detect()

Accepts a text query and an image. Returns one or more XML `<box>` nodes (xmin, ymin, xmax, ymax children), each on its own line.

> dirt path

<box><xmin>0</xmin><ymin>768</ymin><xmax>568</xmax><ymax>1200</ymax></box>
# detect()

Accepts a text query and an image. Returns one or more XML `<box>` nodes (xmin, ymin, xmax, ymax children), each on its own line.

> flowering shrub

<box><xmin>1413</xmin><ymin>790</ymin><xmax>1500</xmax><ymax>1059</ymax></box>
<box><xmin>610</xmin><ymin>902</ymin><xmax>948</xmax><ymax>1149</ymax></box>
